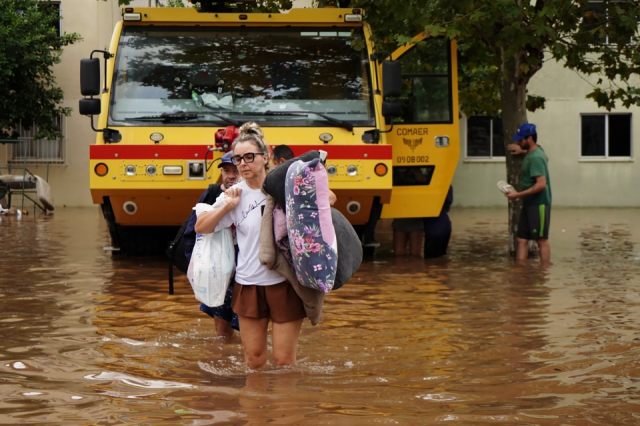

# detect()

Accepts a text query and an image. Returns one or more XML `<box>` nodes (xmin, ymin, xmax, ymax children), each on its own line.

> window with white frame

<box><xmin>466</xmin><ymin>116</ymin><xmax>505</xmax><ymax>158</ymax></box>
<box><xmin>8</xmin><ymin>115</ymin><xmax>66</xmax><ymax>165</ymax></box>
<box><xmin>582</xmin><ymin>1</ymin><xmax>632</xmax><ymax>45</ymax></box>
<box><xmin>581</xmin><ymin>113</ymin><xmax>631</xmax><ymax>157</ymax></box>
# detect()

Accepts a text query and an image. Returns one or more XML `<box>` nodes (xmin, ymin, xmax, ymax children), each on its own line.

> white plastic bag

<box><xmin>186</xmin><ymin>194</ymin><xmax>235</xmax><ymax>307</ymax></box>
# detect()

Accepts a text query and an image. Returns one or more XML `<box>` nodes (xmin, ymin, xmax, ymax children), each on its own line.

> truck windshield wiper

<box><xmin>124</xmin><ymin>111</ymin><xmax>241</xmax><ymax>126</ymax></box>
<box><xmin>199</xmin><ymin>110</ymin><xmax>242</xmax><ymax>126</ymax></box>
<box><xmin>264</xmin><ymin>110</ymin><xmax>354</xmax><ymax>132</ymax></box>
<box><xmin>125</xmin><ymin>112</ymin><xmax>198</xmax><ymax>123</ymax></box>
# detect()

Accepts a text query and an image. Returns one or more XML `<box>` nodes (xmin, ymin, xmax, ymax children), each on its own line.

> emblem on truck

<box><xmin>403</xmin><ymin>137</ymin><xmax>423</xmax><ymax>152</ymax></box>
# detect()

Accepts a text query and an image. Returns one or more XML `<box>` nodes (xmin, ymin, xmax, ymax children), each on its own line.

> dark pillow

<box><xmin>331</xmin><ymin>208</ymin><xmax>362</xmax><ymax>290</ymax></box>
<box><xmin>263</xmin><ymin>150</ymin><xmax>320</xmax><ymax>210</ymax></box>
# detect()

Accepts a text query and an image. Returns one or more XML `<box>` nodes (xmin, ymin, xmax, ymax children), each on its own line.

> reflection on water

<box><xmin>1</xmin><ymin>207</ymin><xmax>640</xmax><ymax>425</ymax></box>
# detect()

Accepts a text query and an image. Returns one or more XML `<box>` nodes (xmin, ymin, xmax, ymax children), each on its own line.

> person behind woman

<box><xmin>392</xmin><ymin>218</ymin><xmax>424</xmax><ymax>257</ymax></box>
<box><xmin>423</xmin><ymin>185</ymin><xmax>453</xmax><ymax>259</ymax></box>
<box><xmin>195</xmin><ymin>122</ymin><xmax>307</xmax><ymax>370</ymax></box>
<box><xmin>391</xmin><ymin>167</ymin><xmax>428</xmax><ymax>257</ymax></box>
<box><xmin>271</xmin><ymin>144</ymin><xmax>294</xmax><ymax>166</ymax></box>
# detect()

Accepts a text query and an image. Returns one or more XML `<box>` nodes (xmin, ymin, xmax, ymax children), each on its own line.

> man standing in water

<box><xmin>505</xmin><ymin>123</ymin><xmax>552</xmax><ymax>261</ymax></box>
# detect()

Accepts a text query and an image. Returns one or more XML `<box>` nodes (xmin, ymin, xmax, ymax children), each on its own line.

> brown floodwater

<box><xmin>1</xmin><ymin>207</ymin><xmax>640</xmax><ymax>425</ymax></box>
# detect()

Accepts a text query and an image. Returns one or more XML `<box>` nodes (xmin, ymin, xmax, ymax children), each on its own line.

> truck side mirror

<box><xmin>382</xmin><ymin>101</ymin><xmax>402</xmax><ymax>119</ymax></box>
<box><xmin>382</xmin><ymin>60</ymin><xmax>402</xmax><ymax>98</ymax></box>
<box><xmin>79</xmin><ymin>50</ymin><xmax>118</xmax><ymax>141</ymax></box>
<box><xmin>80</xmin><ymin>58</ymin><xmax>102</xmax><ymax>116</ymax></box>
<box><xmin>79</xmin><ymin>98</ymin><xmax>101</xmax><ymax>116</ymax></box>
<box><xmin>382</xmin><ymin>60</ymin><xmax>402</xmax><ymax>122</ymax></box>
<box><xmin>80</xmin><ymin>58</ymin><xmax>101</xmax><ymax>96</ymax></box>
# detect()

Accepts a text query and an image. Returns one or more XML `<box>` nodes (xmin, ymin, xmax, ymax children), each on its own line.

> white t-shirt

<box><xmin>214</xmin><ymin>181</ymin><xmax>285</xmax><ymax>286</ymax></box>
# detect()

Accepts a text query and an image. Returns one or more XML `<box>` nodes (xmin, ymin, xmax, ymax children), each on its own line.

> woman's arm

<box><xmin>195</xmin><ymin>187</ymin><xmax>242</xmax><ymax>234</ymax></box>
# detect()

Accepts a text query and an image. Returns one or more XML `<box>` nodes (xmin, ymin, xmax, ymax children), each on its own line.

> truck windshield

<box><xmin>109</xmin><ymin>26</ymin><xmax>374</xmax><ymax>128</ymax></box>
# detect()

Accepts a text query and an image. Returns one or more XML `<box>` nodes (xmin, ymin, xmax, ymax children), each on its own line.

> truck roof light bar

<box><xmin>123</xmin><ymin>13</ymin><xmax>142</xmax><ymax>21</ymax></box>
<box><xmin>344</xmin><ymin>14</ymin><xmax>362</xmax><ymax>23</ymax></box>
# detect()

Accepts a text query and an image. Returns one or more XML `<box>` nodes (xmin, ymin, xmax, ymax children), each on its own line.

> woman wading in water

<box><xmin>195</xmin><ymin>122</ymin><xmax>306</xmax><ymax>369</ymax></box>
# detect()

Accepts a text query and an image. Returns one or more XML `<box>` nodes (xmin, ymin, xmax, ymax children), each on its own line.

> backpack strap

<box><xmin>203</xmin><ymin>183</ymin><xmax>222</xmax><ymax>205</ymax></box>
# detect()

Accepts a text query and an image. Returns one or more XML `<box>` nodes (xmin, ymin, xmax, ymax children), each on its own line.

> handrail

<box><xmin>0</xmin><ymin>139</ymin><xmax>48</xmax><ymax>213</ymax></box>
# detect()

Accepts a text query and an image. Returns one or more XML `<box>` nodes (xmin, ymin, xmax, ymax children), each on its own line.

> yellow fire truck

<box><xmin>79</xmin><ymin>5</ymin><xmax>459</xmax><ymax>254</ymax></box>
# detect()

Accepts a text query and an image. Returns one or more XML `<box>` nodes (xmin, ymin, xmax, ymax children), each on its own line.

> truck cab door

<box><xmin>380</xmin><ymin>38</ymin><xmax>459</xmax><ymax>219</ymax></box>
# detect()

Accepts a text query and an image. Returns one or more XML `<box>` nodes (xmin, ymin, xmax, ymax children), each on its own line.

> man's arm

<box><xmin>505</xmin><ymin>175</ymin><xmax>547</xmax><ymax>200</ymax></box>
<box><xmin>507</xmin><ymin>143</ymin><xmax>527</xmax><ymax>155</ymax></box>
<box><xmin>329</xmin><ymin>189</ymin><xmax>337</xmax><ymax>206</ymax></box>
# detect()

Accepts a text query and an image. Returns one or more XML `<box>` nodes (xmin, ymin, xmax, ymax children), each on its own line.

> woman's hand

<box><xmin>194</xmin><ymin>189</ymin><xmax>239</xmax><ymax>234</ymax></box>
<box><xmin>224</xmin><ymin>186</ymin><xmax>242</xmax><ymax>209</ymax></box>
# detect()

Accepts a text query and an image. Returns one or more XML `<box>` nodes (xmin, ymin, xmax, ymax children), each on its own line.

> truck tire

<box><xmin>113</xmin><ymin>223</ymin><xmax>179</xmax><ymax>255</ymax></box>
<box><xmin>101</xmin><ymin>197</ymin><xmax>179</xmax><ymax>255</ymax></box>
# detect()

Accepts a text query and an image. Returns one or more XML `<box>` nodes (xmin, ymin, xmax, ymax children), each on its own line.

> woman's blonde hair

<box><xmin>232</xmin><ymin>122</ymin><xmax>271</xmax><ymax>171</ymax></box>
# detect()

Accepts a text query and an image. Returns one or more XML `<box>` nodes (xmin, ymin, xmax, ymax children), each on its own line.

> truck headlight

<box><xmin>163</xmin><ymin>166</ymin><xmax>183</xmax><ymax>175</ymax></box>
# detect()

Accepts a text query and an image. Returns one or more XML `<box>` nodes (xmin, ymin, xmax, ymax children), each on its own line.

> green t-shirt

<box><xmin>521</xmin><ymin>146</ymin><xmax>552</xmax><ymax>206</ymax></box>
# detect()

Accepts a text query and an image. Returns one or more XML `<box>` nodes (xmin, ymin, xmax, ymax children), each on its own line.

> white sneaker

<box><xmin>497</xmin><ymin>181</ymin><xmax>514</xmax><ymax>194</ymax></box>
<box><xmin>362</xmin><ymin>239</ymin><xmax>381</xmax><ymax>248</ymax></box>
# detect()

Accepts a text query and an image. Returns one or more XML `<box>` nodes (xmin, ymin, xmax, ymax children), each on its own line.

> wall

<box><xmin>453</xmin><ymin>57</ymin><xmax>640</xmax><ymax>207</ymax></box>
<box><xmin>0</xmin><ymin>0</ymin><xmax>149</xmax><ymax>208</ymax></box>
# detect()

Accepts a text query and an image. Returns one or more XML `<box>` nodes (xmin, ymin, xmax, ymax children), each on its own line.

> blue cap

<box><xmin>218</xmin><ymin>151</ymin><xmax>234</xmax><ymax>168</ymax></box>
<box><xmin>512</xmin><ymin>123</ymin><xmax>537</xmax><ymax>141</ymax></box>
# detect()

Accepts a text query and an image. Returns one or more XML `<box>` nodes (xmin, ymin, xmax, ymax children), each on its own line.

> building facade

<box><xmin>2</xmin><ymin>0</ymin><xmax>638</xmax><ymax>208</ymax></box>
<box><xmin>455</xmin><ymin>56</ymin><xmax>640</xmax><ymax>208</ymax></box>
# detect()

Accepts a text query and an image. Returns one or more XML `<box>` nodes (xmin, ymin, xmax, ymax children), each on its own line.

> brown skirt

<box><xmin>231</xmin><ymin>280</ymin><xmax>306</xmax><ymax>323</ymax></box>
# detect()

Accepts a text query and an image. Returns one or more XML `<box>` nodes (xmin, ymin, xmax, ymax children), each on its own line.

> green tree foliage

<box><xmin>358</xmin><ymin>0</ymin><xmax>640</xmax><ymax>114</ymax></box>
<box><xmin>0</xmin><ymin>0</ymin><xmax>81</xmax><ymax>140</ymax></box>
<box><xmin>160</xmin><ymin>0</ymin><xmax>187</xmax><ymax>6</ymax></box>
<box><xmin>355</xmin><ymin>0</ymin><xmax>640</xmax><ymax>254</ymax></box>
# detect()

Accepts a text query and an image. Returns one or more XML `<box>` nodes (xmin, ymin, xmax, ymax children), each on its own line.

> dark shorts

<box><xmin>392</xmin><ymin>218</ymin><xmax>424</xmax><ymax>233</ymax></box>
<box><xmin>231</xmin><ymin>280</ymin><xmax>306</xmax><ymax>323</ymax></box>
<box><xmin>517</xmin><ymin>204</ymin><xmax>551</xmax><ymax>240</ymax></box>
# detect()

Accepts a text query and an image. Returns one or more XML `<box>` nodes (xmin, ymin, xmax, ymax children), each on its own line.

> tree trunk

<box><xmin>500</xmin><ymin>75</ymin><xmax>527</xmax><ymax>257</ymax></box>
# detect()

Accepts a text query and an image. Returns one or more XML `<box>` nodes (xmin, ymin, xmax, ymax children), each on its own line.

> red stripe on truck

<box><xmin>90</xmin><ymin>144</ymin><xmax>392</xmax><ymax>160</ymax></box>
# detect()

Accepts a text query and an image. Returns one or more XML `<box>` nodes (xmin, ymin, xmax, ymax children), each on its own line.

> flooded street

<box><xmin>1</xmin><ymin>207</ymin><xmax>640</xmax><ymax>425</ymax></box>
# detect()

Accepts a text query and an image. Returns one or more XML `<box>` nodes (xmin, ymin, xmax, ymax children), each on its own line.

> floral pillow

<box><xmin>285</xmin><ymin>158</ymin><xmax>337</xmax><ymax>293</ymax></box>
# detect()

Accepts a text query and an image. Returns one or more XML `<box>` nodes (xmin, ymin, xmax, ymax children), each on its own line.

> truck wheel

<box><xmin>100</xmin><ymin>197</ymin><xmax>178</xmax><ymax>255</ymax></box>
<box><xmin>113</xmin><ymin>223</ymin><xmax>179</xmax><ymax>256</ymax></box>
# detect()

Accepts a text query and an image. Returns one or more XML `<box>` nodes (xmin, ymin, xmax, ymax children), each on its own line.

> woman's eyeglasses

<box><xmin>231</xmin><ymin>152</ymin><xmax>263</xmax><ymax>165</ymax></box>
